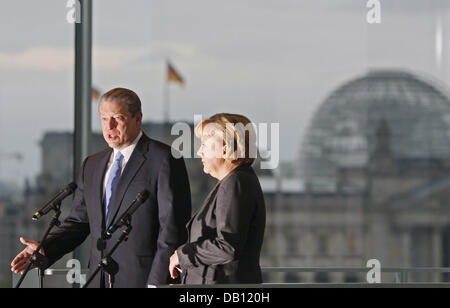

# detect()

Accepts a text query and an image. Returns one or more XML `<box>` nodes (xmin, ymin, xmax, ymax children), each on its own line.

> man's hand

<box><xmin>169</xmin><ymin>250</ymin><xmax>182</xmax><ymax>279</ymax></box>
<box><xmin>10</xmin><ymin>237</ymin><xmax>44</xmax><ymax>274</ymax></box>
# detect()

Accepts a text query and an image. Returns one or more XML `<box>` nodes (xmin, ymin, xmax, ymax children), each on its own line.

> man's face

<box><xmin>99</xmin><ymin>100</ymin><xmax>142</xmax><ymax>150</ymax></box>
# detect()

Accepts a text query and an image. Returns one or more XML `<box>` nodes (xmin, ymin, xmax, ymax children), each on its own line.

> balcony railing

<box><xmin>261</xmin><ymin>267</ymin><xmax>450</xmax><ymax>284</ymax></box>
<box><xmin>12</xmin><ymin>267</ymin><xmax>450</xmax><ymax>287</ymax></box>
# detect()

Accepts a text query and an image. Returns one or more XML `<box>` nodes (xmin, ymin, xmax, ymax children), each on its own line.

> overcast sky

<box><xmin>0</xmin><ymin>0</ymin><xmax>449</xmax><ymax>186</ymax></box>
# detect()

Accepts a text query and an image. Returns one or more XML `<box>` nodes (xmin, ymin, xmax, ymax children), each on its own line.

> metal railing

<box><xmin>261</xmin><ymin>267</ymin><xmax>450</xmax><ymax>284</ymax></box>
<box><xmin>13</xmin><ymin>267</ymin><xmax>450</xmax><ymax>287</ymax></box>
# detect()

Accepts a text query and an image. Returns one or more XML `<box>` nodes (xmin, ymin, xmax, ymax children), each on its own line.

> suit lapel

<box><xmin>106</xmin><ymin>135</ymin><xmax>149</xmax><ymax>227</ymax></box>
<box><xmin>185</xmin><ymin>167</ymin><xmax>244</xmax><ymax>233</ymax></box>
<box><xmin>186</xmin><ymin>180</ymin><xmax>221</xmax><ymax>230</ymax></box>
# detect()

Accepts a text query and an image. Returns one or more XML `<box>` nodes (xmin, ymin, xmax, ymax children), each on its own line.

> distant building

<box><xmin>261</xmin><ymin>70</ymin><xmax>450</xmax><ymax>283</ymax></box>
<box><xmin>0</xmin><ymin>198</ymin><xmax>21</xmax><ymax>284</ymax></box>
<box><xmin>299</xmin><ymin>70</ymin><xmax>450</xmax><ymax>189</ymax></box>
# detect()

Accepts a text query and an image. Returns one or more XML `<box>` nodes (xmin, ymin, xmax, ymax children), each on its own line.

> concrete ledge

<box><xmin>159</xmin><ymin>283</ymin><xmax>450</xmax><ymax>288</ymax></box>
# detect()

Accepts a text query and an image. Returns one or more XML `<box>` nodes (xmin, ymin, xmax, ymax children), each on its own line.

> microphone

<box><xmin>105</xmin><ymin>190</ymin><xmax>149</xmax><ymax>239</ymax></box>
<box><xmin>32</xmin><ymin>182</ymin><xmax>77</xmax><ymax>220</ymax></box>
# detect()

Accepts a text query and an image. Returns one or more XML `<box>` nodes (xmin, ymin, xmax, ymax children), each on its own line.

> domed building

<box><xmin>299</xmin><ymin>70</ymin><xmax>450</xmax><ymax>190</ymax></box>
<box><xmin>260</xmin><ymin>70</ymin><xmax>450</xmax><ymax>284</ymax></box>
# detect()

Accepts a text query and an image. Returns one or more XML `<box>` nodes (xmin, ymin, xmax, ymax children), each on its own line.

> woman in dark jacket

<box><xmin>169</xmin><ymin>113</ymin><xmax>266</xmax><ymax>284</ymax></box>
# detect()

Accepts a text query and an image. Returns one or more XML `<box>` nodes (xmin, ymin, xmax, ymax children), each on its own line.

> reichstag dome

<box><xmin>299</xmin><ymin>70</ymin><xmax>450</xmax><ymax>188</ymax></box>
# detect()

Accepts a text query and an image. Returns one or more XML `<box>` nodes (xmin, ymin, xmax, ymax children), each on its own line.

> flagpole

<box><xmin>164</xmin><ymin>60</ymin><xmax>170</xmax><ymax>124</ymax></box>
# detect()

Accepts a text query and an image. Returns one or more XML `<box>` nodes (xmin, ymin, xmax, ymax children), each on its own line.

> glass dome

<box><xmin>299</xmin><ymin>70</ymin><xmax>450</xmax><ymax>186</ymax></box>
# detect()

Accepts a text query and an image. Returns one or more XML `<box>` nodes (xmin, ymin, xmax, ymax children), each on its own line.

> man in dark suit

<box><xmin>11</xmin><ymin>88</ymin><xmax>191</xmax><ymax>288</ymax></box>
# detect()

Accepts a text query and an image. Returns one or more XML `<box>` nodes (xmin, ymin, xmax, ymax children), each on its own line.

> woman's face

<box><xmin>197</xmin><ymin>134</ymin><xmax>224</xmax><ymax>178</ymax></box>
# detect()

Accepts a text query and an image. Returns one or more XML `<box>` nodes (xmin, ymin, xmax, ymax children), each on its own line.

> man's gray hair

<box><xmin>100</xmin><ymin>88</ymin><xmax>142</xmax><ymax>117</ymax></box>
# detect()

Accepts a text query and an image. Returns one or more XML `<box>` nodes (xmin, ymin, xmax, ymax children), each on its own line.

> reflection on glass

<box><xmin>2</xmin><ymin>0</ymin><xmax>450</xmax><ymax>287</ymax></box>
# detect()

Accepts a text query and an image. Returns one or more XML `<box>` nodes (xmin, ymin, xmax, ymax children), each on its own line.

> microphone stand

<box><xmin>83</xmin><ymin>215</ymin><xmax>133</xmax><ymax>288</ymax></box>
<box><xmin>15</xmin><ymin>202</ymin><xmax>61</xmax><ymax>288</ymax></box>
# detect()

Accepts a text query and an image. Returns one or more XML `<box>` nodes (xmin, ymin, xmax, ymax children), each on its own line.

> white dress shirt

<box><xmin>102</xmin><ymin>131</ymin><xmax>143</xmax><ymax>198</ymax></box>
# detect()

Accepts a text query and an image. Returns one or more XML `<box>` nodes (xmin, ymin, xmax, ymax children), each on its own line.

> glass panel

<box><xmin>3</xmin><ymin>0</ymin><xmax>450</xmax><ymax>287</ymax></box>
<box><xmin>0</xmin><ymin>0</ymin><xmax>74</xmax><ymax>287</ymax></box>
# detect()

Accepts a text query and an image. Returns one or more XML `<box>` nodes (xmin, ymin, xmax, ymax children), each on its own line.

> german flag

<box><xmin>92</xmin><ymin>87</ymin><xmax>101</xmax><ymax>101</ymax></box>
<box><xmin>167</xmin><ymin>61</ymin><xmax>184</xmax><ymax>85</ymax></box>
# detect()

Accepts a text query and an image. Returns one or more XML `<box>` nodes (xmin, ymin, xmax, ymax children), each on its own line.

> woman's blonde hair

<box><xmin>195</xmin><ymin>113</ymin><xmax>257</xmax><ymax>166</ymax></box>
